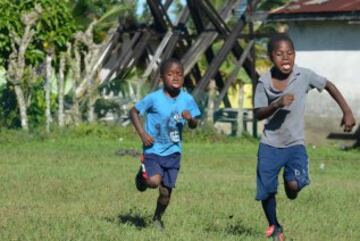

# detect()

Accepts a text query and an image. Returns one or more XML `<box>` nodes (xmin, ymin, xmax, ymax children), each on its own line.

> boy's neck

<box><xmin>164</xmin><ymin>88</ymin><xmax>181</xmax><ymax>98</ymax></box>
<box><xmin>271</xmin><ymin>67</ymin><xmax>291</xmax><ymax>81</ymax></box>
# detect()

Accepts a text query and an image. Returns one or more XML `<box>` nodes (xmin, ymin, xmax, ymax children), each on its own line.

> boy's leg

<box><xmin>153</xmin><ymin>184</ymin><xmax>172</xmax><ymax>228</ymax></box>
<box><xmin>256</xmin><ymin>144</ymin><xmax>285</xmax><ymax>200</ymax></box>
<box><xmin>135</xmin><ymin>154</ymin><xmax>163</xmax><ymax>191</ymax></box>
<box><xmin>256</xmin><ymin>144</ymin><xmax>286</xmax><ymax>239</ymax></box>
<box><xmin>262</xmin><ymin>193</ymin><xmax>280</xmax><ymax>228</ymax></box>
<box><xmin>262</xmin><ymin>195</ymin><xmax>285</xmax><ymax>241</ymax></box>
<box><xmin>283</xmin><ymin>145</ymin><xmax>310</xmax><ymax>200</ymax></box>
<box><xmin>146</xmin><ymin>174</ymin><xmax>162</xmax><ymax>188</ymax></box>
<box><xmin>152</xmin><ymin>153</ymin><xmax>180</xmax><ymax>230</ymax></box>
<box><xmin>135</xmin><ymin>155</ymin><xmax>147</xmax><ymax>191</ymax></box>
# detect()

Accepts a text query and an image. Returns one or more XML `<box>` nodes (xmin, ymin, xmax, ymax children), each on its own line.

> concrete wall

<box><xmin>288</xmin><ymin>21</ymin><xmax>360</xmax><ymax>144</ymax></box>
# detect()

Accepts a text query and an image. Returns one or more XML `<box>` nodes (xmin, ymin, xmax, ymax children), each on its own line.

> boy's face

<box><xmin>162</xmin><ymin>63</ymin><xmax>184</xmax><ymax>93</ymax></box>
<box><xmin>270</xmin><ymin>40</ymin><xmax>295</xmax><ymax>75</ymax></box>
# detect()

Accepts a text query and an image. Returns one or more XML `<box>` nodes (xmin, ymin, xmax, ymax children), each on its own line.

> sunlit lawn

<box><xmin>0</xmin><ymin>126</ymin><xmax>359</xmax><ymax>240</ymax></box>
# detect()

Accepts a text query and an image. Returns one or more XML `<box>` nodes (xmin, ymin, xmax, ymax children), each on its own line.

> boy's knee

<box><xmin>285</xmin><ymin>181</ymin><xmax>299</xmax><ymax>200</ymax></box>
<box><xmin>287</xmin><ymin>181</ymin><xmax>299</xmax><ymax>191</ymax></box>
<box><xmin>146</xmin><ymin>174</ymin><xmax>161</xmax><ymax>188</ymax></box>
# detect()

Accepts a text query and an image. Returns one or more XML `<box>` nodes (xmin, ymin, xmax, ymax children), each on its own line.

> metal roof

<box><xmin>268</xmin><ymin>0</ymin><xmax>360</xmax><ymax>21</ymax></box>
<box><xmin>271</xmin><ymin>0</ymin><xmax>360</xmax><ymax>14</ymax></box>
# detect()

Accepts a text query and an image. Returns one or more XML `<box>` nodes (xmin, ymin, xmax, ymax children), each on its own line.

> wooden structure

<box><xmin>327</xmin><ymin>127</ymin><xmax>360</xmax><ymax>149</ymax></box>
<box><xmin>94</xmin><ymin>0</ymin><xmax>266</xmax><ymax>136</ymax></box>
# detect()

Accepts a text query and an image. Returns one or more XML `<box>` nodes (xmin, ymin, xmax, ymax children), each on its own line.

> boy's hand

<box><xmin>341</xmin><ymin>112</ymin><xmax>356</xmax><ymax>132</ymax></box>
<box><xmin>274</xmin><ymin>94</ymin><xmax>294</xmax><ymax>108</ymax></box>
<box><xmin>181</xmin><ymin>110</ymin><xmax>192</xmax><ymax>120</ymax></box>
<box><xmin>140</xmin><ymin>132</ymin><xmax>154</xmax><ymax>146</ymax></box>
<box><xmin>182</xmin><ymin>110</ymin><xmax>198</xmax><ymax>129</ymax></box>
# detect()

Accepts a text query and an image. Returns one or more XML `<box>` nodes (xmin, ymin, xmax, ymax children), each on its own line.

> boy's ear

<box><xmin>268</xmin><ymin>52</ymin><xmax>274</xmax><ymax>62</ymax></box>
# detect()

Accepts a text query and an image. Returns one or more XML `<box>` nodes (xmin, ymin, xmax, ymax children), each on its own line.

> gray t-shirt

<box><xmin>254</xmin><ymin>65</ymin><xmax>327</xmax><ymax>147</ymax></box>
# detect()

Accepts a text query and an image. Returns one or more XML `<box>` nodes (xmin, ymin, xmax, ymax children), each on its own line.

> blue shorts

<box><xmin>143</xmin><ymin>152</ymin><xmax>181</xmax><ymax>188</ymax></box>
<box><xmin>256</xmin><ymin>143</ymin><xmax>310</xmax><ymax>200</ymax></box>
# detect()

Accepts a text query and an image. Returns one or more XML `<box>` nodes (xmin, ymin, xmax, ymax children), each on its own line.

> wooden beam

<box><xmin>101</xmin><ymin>30</ymin><xmax>152</xmax><ymax>86</ymax></box>
<box><xmin>199</xmin><ymin>0</ymin><xmax>259</xmax><ymax>81</ymax></box>
<box><xmin>181</xmin><ymin>0</ymin><xmax>242</xmax><ymax>75</ymax></box>
<box><xmin>215</xmin><ymin>40</ymin><xmax>255</xmax><ymax>109</ymax></box>
<box><xmin>163</xmin><ymin>0</ymin><xmax>173</xmax><ymax>10</ymax></box>
<box><xmin>101</xmin><ymin>32</ymin><xmax>142</xmax><ymax>85</ymax></box>
<box><xmin>198</xmin><ymin>0</ymin><xmax>230</xmax><ymax>35</ymax></box>
<box><xmin>192</xmin><ymin>18</ymin><xmax>247</xmax><ymax>99</ymax></box>
<box><xmin>147</xmin><ymin>0</ymin><xmax>173</xmax><ymax>32</ymax></box>
<box><xmin>148</xmin><ymin>6</ymin><xmax>191</xmax><ymax>89</ymax></box>
<box><xmin>142</xmin><ymin>30</ymin><xmax>173</xmax><ymax>79</ymax></box>
<box><xmin>187</xmin><ymin>0</ymin><xmax>231</xmax><ymax>107</ymax></box>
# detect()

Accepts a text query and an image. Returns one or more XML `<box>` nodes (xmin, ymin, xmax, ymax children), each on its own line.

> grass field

<box><xmin>0</xmin><ymin>126</ymin><xmax>359</xmax><ymax>241</ymax></box>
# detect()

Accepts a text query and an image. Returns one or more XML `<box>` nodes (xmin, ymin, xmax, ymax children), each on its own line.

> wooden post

<box><xmin>249</xmin><ymin>0</ymin><xmax>258</xmax><ymax>138</ymax></box>
<box><xmin>206</xmin><ymin>79</ymin><xmax>216</xmax><ymax>123</ymax></box>
<box><xmin>236</xmin><ymin>84</ymin><xmax>244</xmax><ymax>136</ymax></box>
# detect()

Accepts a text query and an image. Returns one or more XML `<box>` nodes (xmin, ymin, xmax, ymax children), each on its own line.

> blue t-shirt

<box><xmin>135</xmin><ymin>89</ymin><xmax>201</xmax><ymax>156</ymax></box>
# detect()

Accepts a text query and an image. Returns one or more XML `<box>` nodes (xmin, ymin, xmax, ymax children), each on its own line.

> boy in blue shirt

<box><xmin>254</xmin><ymin>33</ymin><xmax>356</xmax><ymax>241</ymax></box>
<box><xmin>129</xmin><ymin>58</ymin><xmax>201</xmax><ymax>230</ymax></box>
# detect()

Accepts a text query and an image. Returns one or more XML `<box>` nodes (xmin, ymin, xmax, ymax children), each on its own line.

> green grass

<box><xmin>0</xmin><ymin>126</ymin><xmax>359</xmax><ymax>241</ymax></box>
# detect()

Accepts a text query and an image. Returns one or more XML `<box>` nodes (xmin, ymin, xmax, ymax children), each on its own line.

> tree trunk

<box><xmin>58</xmin><ymin>53</ymin><xmax>65</xmax><ymax>127</ymax></box>
<box><xmin>45</xmin><ymin>53</ymin><xmax>53</xmax><ymax>132</ymax></box>
<box><xmin>87</xmin><ymin>98</ymin><xmax>95</xmax><ymax>123</ymax></box>
<box><xmin>72</xmin><ymin>45</ymin><xmax>81</xmax><ymax>125</ymax></box>
<box><xmin>6</xmin><ymin>9</ymin><xmax>41</xmax><ymax>131</ymax></box>
<box><xmin>72</xmin><ymin>92</ymin><xmax>80</xmax><ymax>125</ymax></box>
<box><xmin>14</xmin><ymin>85</ymin><xmax>29</xmax><ymax>130</ymax></box>
<box><xmin>86</xmin><ymin>71</ymin><xmax>101</xmax><ymax>123</ymax></box>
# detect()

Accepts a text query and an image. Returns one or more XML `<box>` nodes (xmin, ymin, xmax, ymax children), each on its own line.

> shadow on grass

<box><xmin>205</xmin><ymin>221</ymin><xmax>260</xmax><ymax>237</ymax></box>
<box><xmin>105</xmin><ymin>212</ymin><xmax>149</xmax><ymax>229</ymax></box>
<box><xmin>224</xmin><ymin>223</ymin><xmax>258</xmax><ymax>236</ymax></box>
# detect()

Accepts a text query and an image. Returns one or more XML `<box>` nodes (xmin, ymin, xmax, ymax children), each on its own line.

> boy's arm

<box><xmin>324</xmin><ymin>80</ymin><xmax>356</xmax><ymax>132</ymax></box>
<box><xmin>182</xmin><ymin>111</ymin><xmax>198</xmax><ymax>129</ymax></box>
<box><xmin>129</xmin><ymin>107</ymin><xmax>154</xmax><ymax>146</ymax></box>
<box><xmin>254</xmin><ymin>94</ymin><xmax>294</xmax><ymax>121</ymax></box>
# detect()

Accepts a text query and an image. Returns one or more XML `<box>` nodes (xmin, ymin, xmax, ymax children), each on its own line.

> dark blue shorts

<box><xmin>143</xmin><ymin>152</ymin><xmax>181</xmax><ymax>188</ymax></box>
<box><xmin>256</xmin><ymin>143</ymin><xmax>310</xmax><ymax>200</ymax></box>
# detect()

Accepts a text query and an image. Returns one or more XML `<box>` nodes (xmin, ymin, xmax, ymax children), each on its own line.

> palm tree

<box><xmin>68</xmin><ymin>0</ymin><xmax>136</xmax><ymax>40</ymax></box>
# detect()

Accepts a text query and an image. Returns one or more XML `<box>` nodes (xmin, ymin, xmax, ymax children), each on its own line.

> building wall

<box><xmin>288</xmin><ymin>21</ymin><xmax>360</xmax><ymax>144</ymax></box>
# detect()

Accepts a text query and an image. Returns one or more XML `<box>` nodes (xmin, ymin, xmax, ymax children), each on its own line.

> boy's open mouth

<box><xmin>172</xmin><ymin>82</ymin><xmax>181</xmax><ymax>88</ymax></box>
<box><xmin>282</xmin><ymin>63</ymin><xmax>291</xmax><ymax>71</ymax></box>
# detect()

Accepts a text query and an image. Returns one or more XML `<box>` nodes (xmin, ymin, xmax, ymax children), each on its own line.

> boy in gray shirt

<box><xmin>254</xmin><ymin>33</ymin><xmax>355</xmax><ymax>241</ymax></box>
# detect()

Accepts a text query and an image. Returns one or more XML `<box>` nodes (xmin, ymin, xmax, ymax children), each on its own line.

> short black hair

<box><xmin>159</xmin><ymin>58</ymin><xmax>183</xmax><ymax>76</ymax></box>
<box><xmin>267</xmin><ymin>33</ymin><xmax>294</xmax><ymax>56</ymax></box>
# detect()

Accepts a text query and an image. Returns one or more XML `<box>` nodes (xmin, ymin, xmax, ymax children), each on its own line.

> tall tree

<box><xmin>69</xmin><ymin>0</ymin><xmax>136</xmax><ymax>41</ymax></box>
<box><xmin>0</xmin><ymin>0</ymin><xmax>76</xmax><ymax>129</ymax></box>
<box><xmin>64</xmin><ymin>0</ymin><xmax>136</xmax><ymax>123</ymax></box>
<box><xmin>6</xmin><ymin>7</ymin><xmax>42</xmax><ymax>130</ymax></box>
